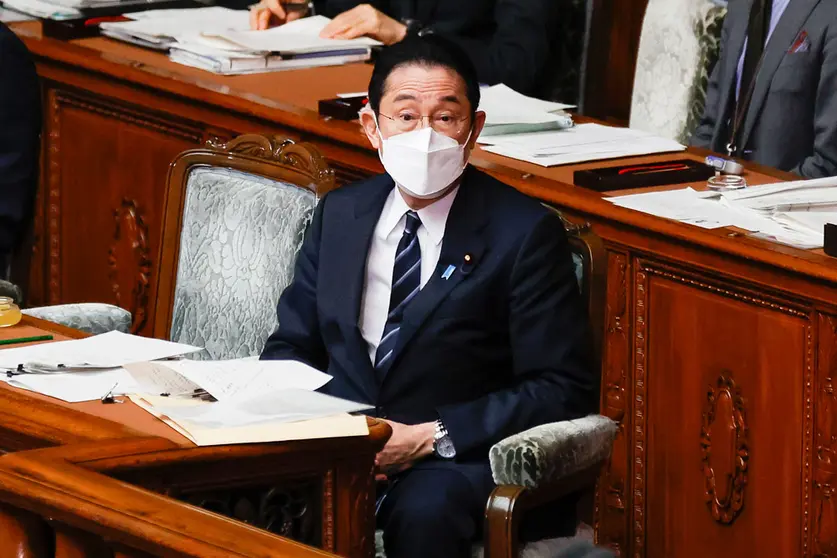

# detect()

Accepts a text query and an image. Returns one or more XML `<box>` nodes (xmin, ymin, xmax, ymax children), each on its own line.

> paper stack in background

<box><xmin>478</xmin><ymin>122</ymin><xmax>685</xmax><ymax>167</ymax></box>
<box><xmin>101</xmin><ymin>11</ymin><xmax>380</xmax><ymax>74</ymax></box>
<box><xmin>477</xmin><ymin>84</ymin><xmax>575</xmax><ymax>137</ymax></box>
<box><xmin>100</xmin><ymin>7</ymin><xmax>250</xmax><ymax>50</ymax></box>
<box><xmin>607</xmin><ymin>175</ymin><xmax>837</xmax><ymax>249</ymax></box>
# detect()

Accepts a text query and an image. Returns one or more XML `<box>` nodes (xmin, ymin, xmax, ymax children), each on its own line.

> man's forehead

<box><xmin>382</xmin><ymin>64</ymin><xmax>467</xmax><ymax>101</ymax></box>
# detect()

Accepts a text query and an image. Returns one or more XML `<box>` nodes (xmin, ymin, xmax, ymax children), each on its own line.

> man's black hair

<box><xmin>367</xmin><ymin>35</ymin><xmax>481</xmax><ymax>116</ymax></box>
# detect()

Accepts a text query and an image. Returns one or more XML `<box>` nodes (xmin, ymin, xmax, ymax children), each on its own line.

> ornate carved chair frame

<box><xmin>151</xmin><ymin>134</ymin><xmax>336</xmax><ymax>341</ymax></box>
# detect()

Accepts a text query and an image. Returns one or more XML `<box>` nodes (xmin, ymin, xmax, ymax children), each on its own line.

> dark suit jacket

<box><xmin>262</xmin><ymin>167</ymin><xmax>595</xmax><ymax>503</ymax></box>
<box><xmin>690</xmin><ymin>0</ymin><xmax>837</xmax><ymax>178</ymax></box>
<box><xmin>314</xmin><ymin>0</ymin><xmax>560</xmax><ymax>96</ymax></box>
<box><xmin>0</xmin><ymin>23</ymin><xmax>40</xmax><ymax>258</ymax></box>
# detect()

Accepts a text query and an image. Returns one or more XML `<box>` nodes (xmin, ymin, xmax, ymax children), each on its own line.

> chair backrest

<box><xmin>543</xmin><ymin>0</ymin><xmax>592</xmax><ymax>106</ymax></box>
<box><xmin>545</xmin><ymin>207</ymin><xmax>606</xmax><ymax>375</ymax></box>
<box><xmin>629</xmin><ymin>0</ymin><xmax>727</xmax><ymax>142</ymax></box>
<box><xmin>153</xmin><ymin>135</ymin><xmax>335</xmax><ymax>359</ymax></box>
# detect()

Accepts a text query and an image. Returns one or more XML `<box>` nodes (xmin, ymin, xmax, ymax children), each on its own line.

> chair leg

<box><xmin>484</xmin><ymin>485</ymin><xmax>528</xmax><ymax>558</ymax></box>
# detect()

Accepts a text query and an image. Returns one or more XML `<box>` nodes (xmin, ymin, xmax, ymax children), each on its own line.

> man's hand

<box><xmin>249</xmin><ymin>0</ymin><xmax>308</xmax><ymax>30</ymax></box>
<box><xmin>375</xmin><ymin>420</ymin><xmax>435</xmax><ymax>478</ymax></box>
<box><xmin>319</xmin><ymin>4</ymin><xmax>407</xmax><ymax>45</ymax></box>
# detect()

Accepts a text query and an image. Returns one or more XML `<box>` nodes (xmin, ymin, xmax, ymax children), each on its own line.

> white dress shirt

<box><xmin>359</xmin><ymin>186</ymin><xmax>459</xmax><ymax>363</ymax></box>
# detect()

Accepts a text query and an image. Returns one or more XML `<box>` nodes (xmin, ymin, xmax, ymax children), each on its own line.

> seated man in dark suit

<box><xmin>248</xmin><ymin>0</ymin><xmax>560</xmax><ymax>96</ymax></box>
<box><xmin>691</xmin><ymin>0</ymin><xmax>837</xmax><ymax>177</ymax></box>
<box><xmin>0</xmin><ymin>23</ymin><xmax>40</xmax><ymax>277</ymax></box>
<box><xmin>261</xmin><ymin>35</ymin><xmax>595</xmax><ymax>558</ymax></box>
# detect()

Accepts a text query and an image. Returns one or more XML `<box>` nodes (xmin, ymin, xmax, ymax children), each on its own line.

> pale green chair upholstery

<box><xmin>376</xmin><ymin>216</ymin><xmax>618</xmax><ymax>558</ymax></box>
<box><xmin>151</xmin><ymin>135</ymin><xmax>335</xmax><ymax>360</ymax></box>
<box><xmin>629</xmin><ymin>0</ymin><xmax>727</xmax><ymax>142</ymax></box>
<box><xmin>22</xmin><ymin>303</ymin><xmax>132</xmax><ymax>334</ymax></box>
<box><xmin>0</xmin><ymin>278</ymin><xmax>132</xmax><ymax>335</ymax></box>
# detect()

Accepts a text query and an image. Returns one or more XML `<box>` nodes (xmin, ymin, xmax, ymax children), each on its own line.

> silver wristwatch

<box><xmin>433</xmin><ymin>419</ymin><xmax>456</xmax><ymax>459</ymax></box>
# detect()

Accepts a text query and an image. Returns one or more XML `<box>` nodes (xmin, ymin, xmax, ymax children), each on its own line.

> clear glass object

<box><xmin>0</xmin><ymin>297</ymin><xmax>22</xmax><ymax>328</ymax></box>
<box><xmin>707</xmin><ymin>174</ymin><xmax>747</xmax><ymax>191</ymax></box>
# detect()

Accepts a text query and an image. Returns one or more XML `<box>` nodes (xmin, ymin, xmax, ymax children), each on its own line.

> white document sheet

<box><xmin>151</xmin><ymin>388</ymin><xmax>370</xmax><ymax>428</ymax></box>
<box><xmin>0</xmin><ymin>331</ymin><xmax>202</xmax><ymax>370</ymax></box>
<box><xmin>484</xmin><ymin>136</ymin><xmax>685</xmax><ymax>167</ymax></box>
<box><xmin>205</xmin><ymin>15</ymin><xmax>381</xmax><ymax>54</ymax></box>
<box><xmin>126</xmin><ymin>358</ymin><xmax>332</xmax><ymax>401</ymax></box>
<box><xmin>1</xmin><ymin>368</ymin><xmax>142</xmax><ymax>403</ymax></box>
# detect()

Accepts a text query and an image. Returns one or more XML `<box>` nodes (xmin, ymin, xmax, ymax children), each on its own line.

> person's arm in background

<box><xmin>0</xmin><ymin>24</ymin><xmax>40</xmax><ymax>260</ymax></box>
<box><xmin>690</xmin><ymin>5</ymin><xmax>732</xmax><ymax>149</ymax></box>
<box><xmin>433</xmin><ymin>0</ymin><xmax>558</xmax><ymax>96</ymax></box>
<box><xmin>792</xmin><ymin>19</ymin><xmax>837</xmax><ymax>178</ymax></box>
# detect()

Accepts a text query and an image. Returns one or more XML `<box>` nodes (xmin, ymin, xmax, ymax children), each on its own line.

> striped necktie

<box><xmin>374</xmin><ymin>210</ymin><xmax>422</xmax><ymax>378</ymax></box>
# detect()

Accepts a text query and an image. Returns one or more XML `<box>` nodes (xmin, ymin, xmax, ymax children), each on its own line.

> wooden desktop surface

<box><xmin>10</xmin><ymin>21</ymin><xmax>837</xmax><ymax>558</ymax></box>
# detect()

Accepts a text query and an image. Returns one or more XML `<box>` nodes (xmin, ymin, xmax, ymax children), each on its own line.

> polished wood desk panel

<box><xmin>11</xmin><ymin>22</ymin><xmax>837</xmax><ymax>558</ymax></box>
<box><xmin>0</xmin><ymin>318</ymin><xmax>389</xmax><ymax>557</ymax></box>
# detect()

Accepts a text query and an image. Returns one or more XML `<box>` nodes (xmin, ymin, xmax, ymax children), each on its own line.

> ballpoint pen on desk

<box><xmin>159</xmin><ymin>388</ymin><xmax>216</xmax><ymax>402</ymax></box>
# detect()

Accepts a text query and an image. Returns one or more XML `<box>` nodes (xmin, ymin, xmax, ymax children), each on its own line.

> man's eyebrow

<box><xmin>392</xmin><ymin>93</ymin><xmax>418</xmax><ymax>102</ymax></box>
<box><xmin>440</xmin><ymin>95</ymin><xmax>461</xmax><ymax>104</ymax></box>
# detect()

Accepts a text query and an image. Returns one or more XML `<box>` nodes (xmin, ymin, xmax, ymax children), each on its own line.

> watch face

<box><xmin>435</xmin><ymin>436</ymin><xmax>456</xmax><ymax>459</ymax></box>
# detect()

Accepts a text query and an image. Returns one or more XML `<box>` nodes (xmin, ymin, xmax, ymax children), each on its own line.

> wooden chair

<box><xmin>151</xmin><ymin>134</ymin><xmax>335</xmax><ymax>359</ymax></box>
<box><xmin>629</xmin><ymin>0</ymin><xmax>727</xmax><ymax>142</ymax></box>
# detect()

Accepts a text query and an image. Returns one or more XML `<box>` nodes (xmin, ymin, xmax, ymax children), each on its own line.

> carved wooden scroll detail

<box><xmin>207</xmin><ymin>135</ymin><xmax>336</xmax><ymax>193</ymax></box>
<box><xmin>108</xmin><ymin>199</ymin><xmax>152</xmax><ymax>333</ymax></box>
<box><xmin>814</xmin><ymin>315</ymin><xmax>837</xmax><ymax>557</ymax></box>
<box><xmin>700</xmin><ymin>374</ymin><xmax>749</xmax><ymax>525</ymax></box>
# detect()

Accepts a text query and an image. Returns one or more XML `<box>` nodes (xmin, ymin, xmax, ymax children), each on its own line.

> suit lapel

<box><xmin>714</xmin><ymin>0</ymin><xmax>752</xmax><ymax>148</ymax></box>
<box><xmin>740</xmin><ymin>0</ymin><xmax>820</xmax><ymax>150</ymax></box>
<box><xmin>384</xmin><ymin>169</ymin><xmax>488</xmax><ymax>379</ymax></box>
<box><xmin>333</xmin><ymin>175</ymin><xmax>393</xmax><ymax>401</ymax></box>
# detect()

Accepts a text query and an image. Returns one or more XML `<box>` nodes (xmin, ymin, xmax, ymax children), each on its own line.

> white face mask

<box><xmin>374</xmin><ymin>116</ymin><xmax>472</xmax><ymax>199</ymax></box>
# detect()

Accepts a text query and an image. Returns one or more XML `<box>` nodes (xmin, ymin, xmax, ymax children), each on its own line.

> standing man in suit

<box><xmin>691</xmin><ymin>0</ymin><xmax>837</xmax><ymax>178</ymax></box>
<box><xmin>0</xmin><ymin>22</ymin><xmax>40</xmax><ymax>278</ymax></box>
<box><xmin>248</xmin><ymin>0</ymin><xmax>560</xmax><ymax>97</ymax></box>
<box><xmin>261</xmin><ymin>35</ymin><xmax>595</xmax><ymax>557</ymax></box>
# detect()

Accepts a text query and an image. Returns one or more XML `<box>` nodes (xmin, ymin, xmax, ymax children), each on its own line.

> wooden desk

<box><xmin>10</xmin><ymin>22</ymin><xmax>837</xmax><ymax>558</ymax></box>
<box><xmin>0</xmin><ymin>317</ymin><xmax>389</xmax><ymax>557</ymax></box>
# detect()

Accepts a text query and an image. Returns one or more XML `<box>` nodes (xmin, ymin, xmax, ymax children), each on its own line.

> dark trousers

<box><xmin>376</xmin><ymin>465</ymin><xmax>492</xmax><ymax>558</ymax></box>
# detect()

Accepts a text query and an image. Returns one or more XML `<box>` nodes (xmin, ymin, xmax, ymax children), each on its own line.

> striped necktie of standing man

<box><xmin>374</xmin><ymin>210</ymin><xmax>422</xmax><ymax>380</ymax></box>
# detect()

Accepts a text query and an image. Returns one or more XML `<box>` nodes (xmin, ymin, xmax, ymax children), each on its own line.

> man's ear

<box><xmin>468</xmin><ymin>111</ymin><xmax>486</xmax><ymax>150</ymax></box>
<box><xmin>359</xmin><ymin>108</ymin><xmax>381</xmax><ymax>150</ymax></box>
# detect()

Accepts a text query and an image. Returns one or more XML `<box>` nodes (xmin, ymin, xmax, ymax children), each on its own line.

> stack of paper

<box><xmin>607</xmin><ymin>175</ymin><xmax>837</xmax><ymax>249</ymax></box>
<box><xmin>172</xmin><ymin>15</ymin><xmax>380</xmax><ymax>74</ymax></box>
<box><xmin>100</xmin><ymin>7</ymin><xmax>250</xmax><ymax>51</ymax></box>
<box><xmin>125</xmin><ymin>359</ymin><xmax>371</xmax><ymax>445</ymax></box>
<box><xmin>478</xmin><ymin>84</ymin><xmax>574</xmax><ymax>137</ymax></box>
<box><xmin>478</xmin><ymin>123</ymin><xmax>686</xmax><ymax>167</ymax></box>
<box><xmin>0</xmin><ymin>5</ymin><xmax>36</xmax><ymax>21</ymax></box>
<box><xmin>0</xmin><ymin>331</ymin><xmax>202</xmax><ymax>402</ymax></box>
<box><xmin>0</xmin><ymin>0</ymin><xmax>79</xmax><ymax>20</ymax></box>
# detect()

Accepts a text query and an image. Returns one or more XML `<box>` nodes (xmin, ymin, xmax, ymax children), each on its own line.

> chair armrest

<box><xmin>22</xmin><ymin>304</ymin><xmax>133</xmax><ymax>335</ymax></box>
<box><xmin>489</xmin><ymin>415</ymin><xmax>617</xmax><ymax>489</ymax></box>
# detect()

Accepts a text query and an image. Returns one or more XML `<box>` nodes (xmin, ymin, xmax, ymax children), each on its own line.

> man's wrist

<box><xmin>416</xmin><ymin>421</ymin><xmax>436</xmax><ymax>457</ymax></box>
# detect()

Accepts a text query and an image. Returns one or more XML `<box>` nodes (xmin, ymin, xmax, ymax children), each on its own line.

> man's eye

<box><xmin>439</xmin><ymin>115</ymin><xmax>453</xmax><ymax>123</ymax></box>
<box><xmin>399</xmin><ymin>114</ymin><xmax>417</xmax><ymax>122</ymax></box>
